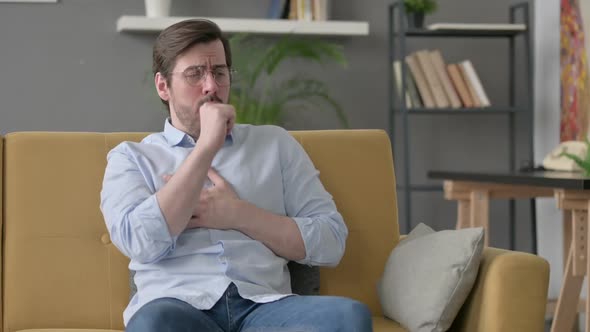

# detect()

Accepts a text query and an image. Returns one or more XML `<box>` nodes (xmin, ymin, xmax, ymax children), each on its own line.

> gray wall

<box><xmin>533</xmin><ymin>0</ymin><xmax>561</xmax><ymax>304</ymax></box>
<box><xmin>0</xmin><ymin>0</ymin><xmax>536</xmax><ymax>251</ymax></box>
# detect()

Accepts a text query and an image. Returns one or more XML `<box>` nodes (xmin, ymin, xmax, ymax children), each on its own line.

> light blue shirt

<box><xmin>100</xmin><ymin>119</ymin><xmax>348</xmax><ymax>325</ymax></box>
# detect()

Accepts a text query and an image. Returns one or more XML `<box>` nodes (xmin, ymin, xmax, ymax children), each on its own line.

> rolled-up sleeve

<box><xmin>279</xmin><ymin>131</ymin><xmax>348</xmax><ymax>267</ymax></box>
<box><xmin>100</xmin><ymin>144</ymin><xmax>175</xmax><ymax>264</ymax></box>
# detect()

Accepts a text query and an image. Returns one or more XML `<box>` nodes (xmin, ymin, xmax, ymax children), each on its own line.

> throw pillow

<box><xmin>378</xmin><ymin>223</ymin><xmax>484</xmax><ymax>332</ymax></box>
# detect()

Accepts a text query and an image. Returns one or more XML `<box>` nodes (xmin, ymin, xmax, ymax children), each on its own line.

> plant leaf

<box><xmin>561</xmin><ymin>152</ymin><xmax>590</xmax><ymax>175</ymax></box>
<box><xmin>228</xmin><ymin>34</ymin><xmax>349</xmax><ymax>127</ymax></box>
<box><xmin>271</xmin><ymin>77</ymin><xmax>349</xmax><ymax>128</ymax></box>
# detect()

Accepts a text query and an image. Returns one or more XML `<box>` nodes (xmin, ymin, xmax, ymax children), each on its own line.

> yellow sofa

<box><xmin>0</xmin><ymin>130</ymin><xmax>549</xmax><ymax>332</ymax></box>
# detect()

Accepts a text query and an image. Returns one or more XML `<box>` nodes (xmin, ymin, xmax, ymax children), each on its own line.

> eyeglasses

<box><xmin>172</xmin><ymin>65</ymin><xmax>235</xmax><ymax>87</ymax></box>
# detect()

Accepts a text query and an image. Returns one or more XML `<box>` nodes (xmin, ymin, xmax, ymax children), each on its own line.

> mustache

<box><xmin>198</xmin><ymin>94</ymin><xmax>223</xmax><ymax>108</ymax></box>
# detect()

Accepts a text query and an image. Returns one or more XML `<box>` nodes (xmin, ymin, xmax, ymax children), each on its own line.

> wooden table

<box><xmin>428</xmin><ymin>170</ymin><xmax>590</xmax><ymax>332</ymax></box>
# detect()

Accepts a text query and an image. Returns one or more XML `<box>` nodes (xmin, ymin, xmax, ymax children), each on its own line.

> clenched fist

<box><xmin>198</xmin><ymin>102</ymin><xmax>236</xmax><ymax>152</ymax></box>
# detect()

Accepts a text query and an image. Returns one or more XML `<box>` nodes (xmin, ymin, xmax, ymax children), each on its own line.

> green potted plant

<box><xmin>228</xmin><ymin>34</ymin><xmax>349</xmax><ymax>128</ymax></box>
<box><xmin>561</xmin><ymin>138</ymin><xmax>590</xmax><ymax>176</ymax></box>
<box><xmin>404</xmin><ymin>0</ymin><xmax>437</xmax><ymax>29</ymax></box>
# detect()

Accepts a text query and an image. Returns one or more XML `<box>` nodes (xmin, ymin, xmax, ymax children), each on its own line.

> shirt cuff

<box><xmin>134</xmin><ymin>194</ymin><xmax>174</xmax><ymax>244</ymax></box>
<box><xmin>292</xmin><ymin>216</ymin><xmax>319</xmax><ymax>265</ymax></box>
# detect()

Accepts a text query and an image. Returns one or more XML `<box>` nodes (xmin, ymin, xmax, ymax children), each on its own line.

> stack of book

<box><xmin>393</xmin><ymin>49</ymin><xmax>491</xmax><ymax>109</ymax></box>
<box><xmin>268</xmin><ymin>0</ymin><xmax>330</xmax><ymax>21</ymax></box>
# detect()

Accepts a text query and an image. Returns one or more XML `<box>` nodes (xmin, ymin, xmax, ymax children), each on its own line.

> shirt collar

<box><xmin>163</xmin><ymin>118</ymin><xmax>234</xmax><ymax>147</ymax></box>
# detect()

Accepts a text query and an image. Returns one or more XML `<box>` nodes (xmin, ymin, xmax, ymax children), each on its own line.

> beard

<box><xmin>171</xmin><ymin>93</ymin><xmax>225</xmax><ymax>139</ymax></box>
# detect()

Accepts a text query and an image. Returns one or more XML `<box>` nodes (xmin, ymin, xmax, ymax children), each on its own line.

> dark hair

<box><xmin>152</xmin><ymin>19</ymin><xmax>232</xmax><ymax>110</ymax></box>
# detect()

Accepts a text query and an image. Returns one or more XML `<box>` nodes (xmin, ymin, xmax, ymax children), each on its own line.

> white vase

<box><xmin>145</xmin><ymin>0</ymin><xmax>172</xmax><ymax>17</ymax></box>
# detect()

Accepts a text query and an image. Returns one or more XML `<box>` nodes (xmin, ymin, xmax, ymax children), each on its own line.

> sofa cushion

<box><xmin>378</xmin><ymin>223</ymin><xmax>484</xmax><ymax>332</ymax></box>
<box><xmin>372</xmin><ymin>316</ymin><xmax>408</xmax><ymax>332</ymax></box>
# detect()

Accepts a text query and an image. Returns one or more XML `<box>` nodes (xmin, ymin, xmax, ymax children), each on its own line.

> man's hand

<box><xmin>163</xmin><ymin>168</ymin><xmax>240</xmax><ymax>230</ymax></box>
<box><xmin>163</xmin><ymin>169</ymin><xmax>306</xmax><ymax>260</ymax></box>
<box><xmin>198</xmin><ymin>102</ymin><xmax>235</xmax><ymax>153</ymax></box>
<box><xmin>188</xmin><ymin>168</ymin><xmax>240</xmax><ymax>229</ymax></box>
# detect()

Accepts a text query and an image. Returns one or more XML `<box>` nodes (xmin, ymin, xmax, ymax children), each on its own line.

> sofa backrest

<box><xmin>289</xmin><ymin>130</ymin><xmax>400</xmax><ymax>314</ymax></box>
<box><xmin>2</xmin><ymin>130</ymin><xmax>399</xmax><ymax>331</ymax></box>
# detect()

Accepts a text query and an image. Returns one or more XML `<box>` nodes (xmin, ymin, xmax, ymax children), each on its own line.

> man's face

<box><xmin>155</xmin><ymin>39</ymin><xmax>230</xmax><ymax>138</ymax></box>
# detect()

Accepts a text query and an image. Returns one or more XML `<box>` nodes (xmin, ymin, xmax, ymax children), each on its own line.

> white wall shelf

<box><xmin>116</xmin><ymin>16</ymin><xmax>369</xmax><ymax>36</ymax></box>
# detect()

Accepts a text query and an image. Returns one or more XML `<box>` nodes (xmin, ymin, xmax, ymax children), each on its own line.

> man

<box><xmin>100</xmin><ymin>19</ymin><xmax>372</xmax><ymax>332</ymax></box>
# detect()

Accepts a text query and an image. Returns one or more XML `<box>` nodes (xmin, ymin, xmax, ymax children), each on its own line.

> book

<box><xmin>415</xmin><ymin>50</ymin><xmax>449</xmax><ymax>108</ymax></box>
<box><xmin>312</xmin><ymin>0</ymin><xmax>329</xmax><ymax>21</ymax></box>
<box><xmin>289</xmin><ymin>0</ymin><xmax>298</xmax><ymax>20</ymax></box>
<box><xmin>426</xmin><ymin>23</ymin><xmax>526</xmax><ymax>31</ymax></box>
<box><xmin>312</xmin><ymin>0</ymin><xmax>321</xmax><ymax>21</ymax></box>
<box><xmin>320</xmin><ymin>0</ymin><xmax>330</xmax><ymax>20</ymax></box>
<box><xmin>290</xmin><ymin>0</ymin><xmax>308</xmax><ymax>20</ymax></box>
<box><xmin>393</xmin><ymin>61</ymin><xmax>413</xmax><ymax>108</ymax></box>
<box><xmin>429</xmin><ymin>50</ymin><xmax>461</xmax><ymax>108</ymax></box>
<box><xmin>447</xmin><ymin>64</ymin><xmax>474</xmax><ymax>108</ymax></box>
<box><xmin>458</xmin><ymin>63</ymin><xmax>481</xmax><ymax>107</ymax></box>
<box><xmin>460</xmin><ymin>60</ymin><xmax>491</xmax><ymax>107</ymax></box>
<box><xmin>405</xmin><ymin>54</ymin><xmax>435</xmax><ymax>108</ymax></box>
<box><xmin>303</xmin><ymin>0</ymin><xmax>313</xmax><ymax>21</ymax></box>
<box><xmin>281</xmin><ymin>0</ymin><xmax>291</xmax><ymax>19</ymax></box>
<box><xmin>406</xmin><ymin>71</ymin><xmax>423</xmax><ymax>107</ymax></box>
<box><xmin>267</xmin><ymin>0</ymin><xmax>287</xmax><ymax>19</ymax></box>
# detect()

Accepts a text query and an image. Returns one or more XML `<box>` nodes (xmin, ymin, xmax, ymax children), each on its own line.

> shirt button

<box><xmin>100</xmin><ymin>233</ymin><xmax>111</xmax><ymax>245</ymax></box>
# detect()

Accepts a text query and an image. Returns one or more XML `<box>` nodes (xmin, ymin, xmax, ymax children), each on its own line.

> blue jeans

<box><xmin>126</xmin><ymin>283</ymin><xmax>372</xmax><ymax>332</ymax></box>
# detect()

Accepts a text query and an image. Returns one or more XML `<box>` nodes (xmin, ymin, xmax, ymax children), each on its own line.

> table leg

<box><xmin>470</xmin><ymin>190</ymin><xmax>489</xmax><ymax>246</ymax></box>
<box><xmin>565</xmin><ymin>210</ymin><xmax>580</xmax><ymax>332</ymax></box>
<box><xmin>572</xmin><ymin>211</ymin><xmax>587</xmax><ymax>276</ymax></box>
<box><xmin>564</xmin><ymin>210</ymin><xmax>572</xmax><ymax>272</ymax></box>
<box><xmin>551</xmin><ymin>213</ymin><xmax>586</xmax><ymax>332</ymax></box>
<box><xmin>585</xmin><ymin>207</ymin><xmax>590</xmax><ymax>331</ymax></box>
<box><xmin>456</xmin><ymin>200</ymin><xmax>470</xmax><ymax>229</ymax></box>
<box><xmin>566</xmin><ymin>210</ymin><xmax>580</xmax><ymax>332</ymax></box>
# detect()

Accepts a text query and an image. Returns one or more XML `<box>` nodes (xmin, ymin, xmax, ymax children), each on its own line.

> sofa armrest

<box><xmin>451</xmin><ymin>247</ymin><xmax>550</xmax><ymax>332</ymax></box>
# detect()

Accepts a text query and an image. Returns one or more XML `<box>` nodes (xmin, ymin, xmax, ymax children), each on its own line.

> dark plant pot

<box><xmin>407</xmin><ymin>12</ymin><xmax>425</xmax><ymax>29</ymax></box>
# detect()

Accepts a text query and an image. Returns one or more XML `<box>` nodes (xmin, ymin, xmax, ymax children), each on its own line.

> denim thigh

<box><xmin>239</xmin><ymin>295</ymin><xmax>373</xmax><ymax>332</ymax></box>
<box><xmin>126</xmin><ymin>297</ymin><xmax>224</xmax><ymax>332</ymax></box>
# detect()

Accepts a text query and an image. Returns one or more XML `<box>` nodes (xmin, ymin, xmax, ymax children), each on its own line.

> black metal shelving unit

<box><xmin>388</xmin><ymin>1</ymin><xmax>535</xmax><ymax>251</ymax></box>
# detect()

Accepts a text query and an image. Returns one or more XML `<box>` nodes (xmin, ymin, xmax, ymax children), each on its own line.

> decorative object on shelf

<box><xmin>144</xmin><ymin>0</ymin><xmax>171</xmax><ymax>18</ymax></box>
<box><xmin>229</xmin><ymin>34</ymin><xmax>349</xmax><ymax>127</ymax></box>
<box><xmin>556</xmin><ymin>140</ymin><xmax>590</xmax><ymax>175</ymax></box>
<box><xmin>403</xmin><ymin>0</ymin><xmax>437</xmax><ymax>28</ymax></box>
